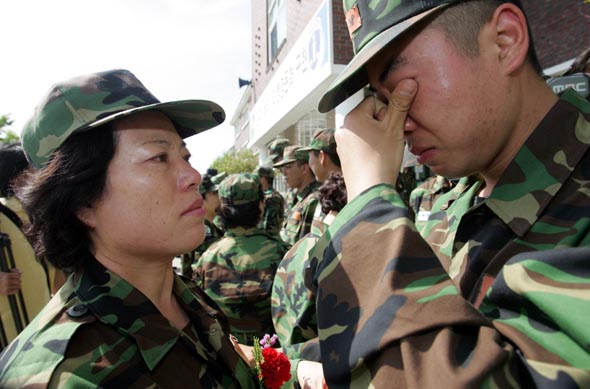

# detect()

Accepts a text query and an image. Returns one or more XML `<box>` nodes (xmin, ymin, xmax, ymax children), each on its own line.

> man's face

<box><xmin>366</xmin><ymin>25</ymin><xmax>516</xmax><ymax>179</ymax></box>
<box><xmin>281</xmin><ymin>161</ymin><xmax>305</xmax><ymax>190</ymax></box>
<box><xmin>308</xmin><ymin>150</ymin><xmax>326</xmax><ymax>182</ymax></box>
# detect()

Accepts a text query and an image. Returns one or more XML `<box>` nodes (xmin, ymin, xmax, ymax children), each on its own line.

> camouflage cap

<box><xmin>300</xmin><ymin>128</ymin><xmax>337</xmax><ymax>155</ymax></box>
<box><xmin>267</xmin><ymin>137</ymin><xmax>292</xmax><ymax>163</ymax></box>
<box><xmin>211</xmin><ymin>171</ymin><xmax>228</xmax><ymax>185</ymax></box>
<box><xmin>218</xmin><ymin>173</ymin><xmax>262</xmax><ymax>206</ymax></box>
<box><xmin>198</xmin><ymin>175</ymin><xmax>218</xmax><ymax>196</ymax></box>
<box><xmin>21</xmin><ymin>69</ymin><xmax>226</xmax><ymax>169</ymax></box>
<box><xmin>318</xmin><ymin>0</ymin><xmax>522</xmax><ymax>113</ymax></box>
<box><xmin>273</xmin><ymin>145</ymin><xmax>308</xmax><ymax>167</ymax></box>
<box><xmin>255</xmin><ymin>166</ymin><xmax>275</xmax><ymax>179</ymax></box>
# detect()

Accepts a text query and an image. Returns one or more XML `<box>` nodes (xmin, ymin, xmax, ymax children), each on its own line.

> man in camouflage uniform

<box><xmin>266</xmin><ymin>137</ymin><xmax>296</xmax><ymax>219</ymax></box>
<box><xmin>274</xmin><ymin>146</ymin><xmax>320</xmax><ymax>246</ymax></box>
<box><xmin>271</xmin><ymin>173</ymin><xmax>346</xmax><ymax>372</ymax></box>
<box><xmin>0</xmin><ymin>69</ymin><xmax>256</xmax><ymax>387</ymax></box>
<box><xmin>312</xmin><ymin>0</ymin><xmax>590</xmax><ymax>387</ymax></box>
<box><xmin>255</xmin><ymin>166</ymin><xmax>285</xmax><ymax>237</ymax></box>
<box><xmin>194</xmin><ymin>174</ymin><xmax>288</xmax><ymax>345</ymax></box>
<box><xmin>180</xmin><ymin>175</ymin><xmax>224</xmax><ymax>278</ymax></box>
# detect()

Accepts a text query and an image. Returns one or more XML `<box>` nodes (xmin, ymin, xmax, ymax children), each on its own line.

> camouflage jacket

<box><xmin>409</xmin><ymin>174</ymin><xmax>455</xmax><ymax>230</ymax></box>
<box><xmin>280</xmin><ymin>182</ymin><xmax>320</xmax><ymax>246</ymax></box>
<box><xmin>260</xmin><ymin>188</ymin><xmax>285</xmax><ymax>237</ymax></box>
<box><xmin>0</xmin><ymin>255</ymin><xmax>256</xmax><ymax>388</ymax></box>
<box><xmin>180</xmin><ymin>219</ymin><xmax>224</xmax><ymax>279</ymax></box>
<box><xmin>194</xmin><ymin>227</ymin><xmax>288</xmax><ymax>345</ymax></box>
<box><xmin>283</xmin><ymin>188</ymin><xmax>298</xmax><ymax>221</ymax></box>
<box><xmin>311</xmin><ymin>90</ymin><xmax>590</xmax><ymax>387</ymax></box>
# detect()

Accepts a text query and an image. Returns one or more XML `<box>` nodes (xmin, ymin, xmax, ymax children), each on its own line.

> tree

<box><xmin>210</xmin><ymin>148</ymin><xmax>259</xmax><ymax>175</ymax></box>
<box><xmin>0</xmin><ymin>114</ymin><xmax>19</xmax><ymax>143</ymax></box>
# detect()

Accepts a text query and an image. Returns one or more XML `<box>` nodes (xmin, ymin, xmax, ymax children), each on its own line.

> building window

<box><xmin>267</xmin><ymin>0</ymin><xmax>286</xmax><ymax>65</ymax></box>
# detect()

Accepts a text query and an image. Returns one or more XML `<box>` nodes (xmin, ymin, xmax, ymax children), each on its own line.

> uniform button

<box><xmin>67</xmin><ymin>304</ymin><xmax>89</xmax><ymax>318</ymax></box>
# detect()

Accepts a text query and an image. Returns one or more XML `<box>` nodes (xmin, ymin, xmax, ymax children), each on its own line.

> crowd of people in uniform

<box><xmin>0</xmin><ymin>0</ymin><xmax>590</xmax><ymax>387</ymax></box>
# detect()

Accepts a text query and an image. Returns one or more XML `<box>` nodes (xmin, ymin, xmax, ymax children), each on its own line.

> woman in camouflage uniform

<box><xmin>0</xmin><ymin>69</ymin><xmax>257</xmax><ymax>388</ymax></box>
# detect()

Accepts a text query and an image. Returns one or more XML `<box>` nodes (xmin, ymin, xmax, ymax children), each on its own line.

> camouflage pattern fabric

<box><xmin>0</xmin><ymin>254</ymin><xmax>256</xmax><ymax>388</ymax></box>
<box><xmin>311</xmin><ymin>90</ymin><xmax>590</xmax><ymax>387</ymax></box>
<box><xmin>395</xmin><ymin>168</ymin><xmax>417</xmax><ymax>204</ymax></box>
<box><xmin>409</xmin><ymin>174</ymin><xmax>456</xmax><ymax>230</ymax></box>
<box><xmin>260</xmin><ymin>187</ymin><xmax>285</xmax><ymax>237</ymax></box>
<box><xmin>20</xmin><ymin>69</ymin><xmax>225</xmax><ymax>169</ymax></box>
<box><xmin>194</xmin><ymin>227</ymin><xmax>288</xmax><ymax>345</ymax></box>
<box><xmin>280</xmin><ymin>182</ymin><xmax>320</xmax><ymax>246</ymax></box>
<box><xmin>272</xmin><ymin>234</ymin><xmax>320</xmax><ymax>349</ymax></box>
<box><xmin>181</xmin><ymin>219</ymin><xmax>224</xmax><ymax>279</ymax></box>
<box><xmin>283</xmin><ymin>188</ymin><xmax>298</xmax><ymax>221</ymax></box>
<box><xmin>267</xmin><ymin>138</ymin><xmax>291</xmax><ymax>164</ymax></box>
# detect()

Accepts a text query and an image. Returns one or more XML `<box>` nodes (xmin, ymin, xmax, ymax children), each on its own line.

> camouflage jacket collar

<box><xmin>224</xmin><ymin>226</ymin><xmax>268</xmax><ymax>238</ymax></box>
<box><xmin>74</xmin><ymin>256</ymin><xmax>220</xmax><ymax>370</ymax></box>
<box><xmin>205</xmin><ymin>218</ymin><xmax>224</xmax><ymax>236</ymax></box>
<box><xmin>487</xmin><ymin>91</ymin><xmax>590</xmax><ymax>236</ymax></box>
<box><xmin>297</xmin><ymin>181</ymin><xmax>320</xmax><ymax>201</ymax></box>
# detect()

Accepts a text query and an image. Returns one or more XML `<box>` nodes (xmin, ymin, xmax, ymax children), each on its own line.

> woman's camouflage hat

<box><xmin>318</xmin><ymin>0</ymin><xmax>522</xmax><ymax>113</ymax></box>
<box><xmin>21</xmin><ymin>69</ymin><xmax>226</xmax><ymax>169</ymax></box>
<box><xmin>219</xmin><ymin>173</ymin><xmax>262</xmax><ymax>206</ymax></box>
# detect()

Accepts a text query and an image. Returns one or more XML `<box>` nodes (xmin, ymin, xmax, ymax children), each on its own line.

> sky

<box><xmin>0</xmin><ymin>0</ymin><xmax>252</xmax><ymax>173</ymax></box>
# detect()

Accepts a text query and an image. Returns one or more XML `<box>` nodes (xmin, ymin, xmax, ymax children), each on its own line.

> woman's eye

<box><xmin>152</xmin><ymin>154</ymin><xmax>168</xmax><ymax>162</ymax></box>
<box><xmin>183</xmin><ymin>154</ymin><xmax>192</xmax><ymax>163</ymax></box>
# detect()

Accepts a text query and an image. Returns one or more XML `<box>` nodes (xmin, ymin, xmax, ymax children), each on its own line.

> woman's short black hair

<box><xmin>319</xmin><ymin>172</ymin><xmax>347</xmax><ymax>214</ymax></box>
<box><xmin>0</xmin><ymin>142</ymin><xmax>29</xmax><ymax>198</ymax></box>
<box><xmin>216</xmin><ymin>188</ymin><xmax>263</xmax><ymax>229</ymax></box>
<box><xmin>15</xmin><ymin>125</ymin><xmax>118</xmax><ymax>272</ymax></box>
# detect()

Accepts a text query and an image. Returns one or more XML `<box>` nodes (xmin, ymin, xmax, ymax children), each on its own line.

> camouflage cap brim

<box><xmin>317</xmin><ymin>4</ymin><xmax>448</xmax><ymax>113</ymax></box>
<box><xmin>21</xmin><ymin>69</ymin><xmax>226</xmax><ymax>170</ymax></box>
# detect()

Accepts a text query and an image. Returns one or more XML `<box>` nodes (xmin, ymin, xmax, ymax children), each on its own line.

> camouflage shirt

<box><xmin>0</xmin><ymin>254</ymin><xmax>256</xmax><ymax>388</ymax></box>
<box><xmin>195</xmin><ymin>227</ymin><xmax>288</xmax><ymax>345</ymax></box>
<box><xmin>311</xmin><ymin>90</ymin><xmax>590</xmax><ymax>387</ymax></box>
<box><xmin>260</xmin><ymin>188</ymin><xmax>285</xmax><ymax>237</ymax></box>
<box><xmin>180</xmin><ymin>219</ymin><xmax>224</xmax><ymax>278</ymax></box>
<box><xmin>280</xmin><ymin>182</ymin><xmax>320</xmax><ymax>246</ymax></box>
<box><xmin>409</xmin><ymin>174</ymin><xmax>456</xmax><ymax>230</ymax></box>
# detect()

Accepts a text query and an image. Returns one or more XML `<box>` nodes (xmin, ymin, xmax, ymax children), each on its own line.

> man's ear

<box><xmin>490</xmin><ymin>3</ymin><xmax>529</xmax><ymax>75</ymax></box>
<box><xmin>319</xmin><ymin>150</ymin><xmax>326</xmax><ymax>166</ymax></box>
<box><xmin>76</xmin><ymin>205</ymin><xmax>97</xmax><ymax>228</ymax></box>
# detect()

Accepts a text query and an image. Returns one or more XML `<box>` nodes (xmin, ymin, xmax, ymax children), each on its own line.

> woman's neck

<box><xmin>93</xmin><ymin>250</ymin><xmax>189</xmax><ymax>328</ymax></box>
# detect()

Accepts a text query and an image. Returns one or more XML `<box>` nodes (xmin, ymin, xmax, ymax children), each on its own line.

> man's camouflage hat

<box><xmin>318</xmin><ymin>0</ymin><xmax>523</xmax><ymax>113</ymax></box>
<box><xmin>219</xmin><ymin>173</ymin><xmax>262</xmax><ymax>206</ymax></box>
<box><xmin>273</xmin><ymin>145</ymin><xmax>308</xmax><ymax>168</ymax></box>
<box><xmin>255</xmin><ymin>166</ymin><xmax>275</xmax><ymax>179</ymax></box>
<box><xmin>267</xmin><ymin>138</ymin><xmax>291</xmax><ymax>163</ymax></box>
<box><xmin>199</xmin><ymin>175</ymin><xmax>218</xmax><ymax>196</ymax></box>
<box><xmin>21</xmin><ymin>69</ymin><xmax>226</xmax><ymax>169</ymax></box>
<box><xmin>300</xmin><ymin>128</ymin><xmax>337</xmax><ymax>155</ymax></box>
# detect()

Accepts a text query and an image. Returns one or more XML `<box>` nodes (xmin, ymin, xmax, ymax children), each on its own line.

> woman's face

<box><xmin>81</xmin><ymin>111</ymin><xmax>205</xmax><ymax>262</ymax></box>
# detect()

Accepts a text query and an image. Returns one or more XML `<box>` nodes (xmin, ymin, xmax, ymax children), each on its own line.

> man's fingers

<box><xmin>384</xmin><ymin>79</ymin><xmax>417</xmax><ymax>135</ymax></box>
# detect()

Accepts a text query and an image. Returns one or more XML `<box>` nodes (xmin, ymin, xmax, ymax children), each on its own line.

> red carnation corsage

<box><xmin>253</xmin><ymin>334</ymin><xmax>291</xmax><ymax>389</ymax></box>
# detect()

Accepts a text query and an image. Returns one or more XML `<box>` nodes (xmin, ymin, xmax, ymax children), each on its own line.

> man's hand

<box><xmin>337</xmin><ymin>79</ymin><xmax>417</xmax><ymax>201</ymax></box>
<box><xmin>0</xmin><ymin>269</ymin><xmax>22</xmax><ymax>295</ymax></box>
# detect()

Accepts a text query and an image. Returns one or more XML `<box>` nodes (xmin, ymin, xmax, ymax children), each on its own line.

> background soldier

<box><xmin>194</xmin><ymin>173</ymin><xmax>288</xmax><ymax>345</ymax></box>
<box><xmin>255</xmin><ymin>166</ymin><xmax>285</xmax><ymax>238</ymax></box>
<box><xmin>274</xmin><ymin>146</ymin><xmax>319</xmax><ymax>246</ymax></box>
